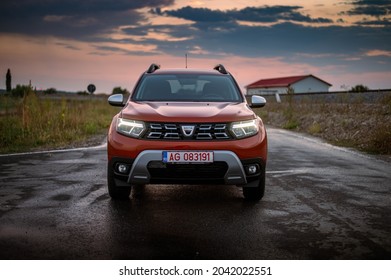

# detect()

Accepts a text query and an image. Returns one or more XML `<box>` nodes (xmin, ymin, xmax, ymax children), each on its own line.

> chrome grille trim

<box><xmin>215</xmin><ymin>132</ymin><xmax>230</xmax><ymax>139</ymax></box>
<box><xmin>164</xmin><ymin>132</ymin><xmax>180</xmax><ymax>139</ymax></box>
<box><xmin>145</xmin><ymin>123</ymin><xmax>232</xmax><ymax>140</ymax></box>
<box><xmin>147</xmin><ymin>132</ymin><xmax>162</xmax><ymax>139</ymax></box>
<box><xmin>150</xmin><ymin>124</ymin><xmax>163</xmax><ymax>130</ymax></box>
<box><xmin>196</xmin><ymin>133</ymin><xmax>213</xmax><ymax>140</ymax></box>
<box><xmin>199</xmin><ymin>124</ymin><xmax>212</xmax><ymax>130</ymax></box>
<box><xmin>164</xmin><ymin>124</ymin><xmax>177</xmax><ymax>130</ymax></box>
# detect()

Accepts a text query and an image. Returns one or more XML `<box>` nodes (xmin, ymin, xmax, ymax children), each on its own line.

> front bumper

<box><xmin>109</xmin><ymin>151</ymin><xmax>265</xmax><ymax>187</ymax></box>
<box><xmin>129</xmin><ymin>150</ymin><xmax>246</xmax><ymax>185</ymax></box>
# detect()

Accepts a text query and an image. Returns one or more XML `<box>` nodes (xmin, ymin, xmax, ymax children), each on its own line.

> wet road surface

<box><xmin>0</xmin><ymin>128</ymin><xmax>390</xmax><ymax>259</ymax></box>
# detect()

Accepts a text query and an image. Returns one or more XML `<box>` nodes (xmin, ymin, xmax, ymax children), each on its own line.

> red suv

<box><xmin>107</xmin><ymin>64</ymin><xmax>267</xmax><ymax>200</ymax></box>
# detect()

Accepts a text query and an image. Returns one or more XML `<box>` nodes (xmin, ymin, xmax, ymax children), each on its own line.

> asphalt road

<box><xmin>0</xmin><ymin>128</ymin><xmax>390</xmax><ymax>260</ymax></box>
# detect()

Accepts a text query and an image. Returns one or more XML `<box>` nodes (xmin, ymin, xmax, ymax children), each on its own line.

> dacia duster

<box><xmin>107</xmin><ymin>64</ymin><xmax>267</xmax><ymax>201</ymax></box>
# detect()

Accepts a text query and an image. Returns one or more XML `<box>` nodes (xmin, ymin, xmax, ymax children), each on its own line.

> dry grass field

<box><xmin>254</xmin><ymin>93</ymin><xmax>391</xmax><ymax>156</ymax></box>
<box><xmin>0</xmin><ymin>91</ymin><xmax>119</xmax><ymax>154</ymax></box>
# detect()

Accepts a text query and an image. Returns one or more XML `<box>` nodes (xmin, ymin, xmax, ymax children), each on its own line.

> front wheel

<box><xmin>242</xmin><ymin>171</ymin><xmax>265</xmax><ymax>201</ymax></box>
<box><xmin>107</xmin><ymin>165</ymin><xmax>131</xmax><ymax>199</ymax></box>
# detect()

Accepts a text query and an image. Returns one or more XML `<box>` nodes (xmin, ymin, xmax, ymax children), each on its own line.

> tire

<box><xmin>107</xmin><ymin>165</ymin><xmax>131</xmax><ymax>199</ymax></box>
<box><xmin>242</xmin><ymin>169</ymin><xmax>265</xmax><ymax>201</ymax></box>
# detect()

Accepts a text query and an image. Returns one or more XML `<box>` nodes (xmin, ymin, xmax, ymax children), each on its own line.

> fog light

<box><xmin>116</xmin><ymin>163</ymin><xmax>130</xmax><ymax>174</ymax></box>
<box><xmin>246</xmin><ymin>164</ymin><xmax>259</xmax><ymax>175</ymax></box>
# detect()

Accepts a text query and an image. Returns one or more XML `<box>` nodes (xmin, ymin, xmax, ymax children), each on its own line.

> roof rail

<box><xmin>146</xmin><ymin>63</ymin><xmax>160</xmax><ymax>73</ymax></box>
<box><xmin>214</xmin><ymin>64</ymin><xmax>228</xmax><ymax>74</ymax></box>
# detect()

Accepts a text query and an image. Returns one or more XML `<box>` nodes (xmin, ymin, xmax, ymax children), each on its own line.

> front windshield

<box><xmin>132</xmin><ymin>74</ymin><xmax>242</xmax><ymax>102</ymax></box>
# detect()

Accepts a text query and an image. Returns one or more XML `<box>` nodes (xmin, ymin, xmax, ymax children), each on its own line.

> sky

<box><xmin>0</xmin><ymin>0</ymin><xmax>391</xmax><ymax>93</ymax></box>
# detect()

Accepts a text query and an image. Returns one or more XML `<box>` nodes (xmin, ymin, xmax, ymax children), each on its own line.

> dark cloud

<box><xmin>235</xmin><ymin>6</ymin><xmax>332</xmax><ymax>23</ymax></box>
<box><xmin>163</xmin><ymin>5</ymin><xmax>333</xmax><ymax>24</ymax></box>
<box><xmin>144</xmin><ymin>4</ymin><xmax>389</xmax><ymax>68</ymax></box>
<box><xmin>131</xmin><ymin>19</ymin><xmax>390</xmax><ymax>58</ymax></box>
<box><xmin>346</xmin><ymin>0</ymin><xmax>391</xmax><ymax>17</ymax></box>
<box><xmin>357</xmin><ymin>18</ymin><xmax>391</xmax><ymax>26</ymax></box>
<box><xmin>160</xmin><ymin>6</ymin><xmax>231</xmax><ymax>22</ymax></box>
<box><xmin>121</xmin><ymin>26</ymin><xmax>150</xmax><ymax>36</ymax></box>
<box><xmin>55</xmin><ymin>42</ymin><xmax>81</xmax><ymax>51</ymax></box>
<box><xmin>126</xmin><ymin>18</ymin><xmax>391</xmax><ymax>75</ymax></box>
<box><xmin>0</xmin><ymin>0</ymin><xmax>174</xmax><ymax>38</ymax></box>
<box><xmin>2</xmin><ymin>0</ymin><xmax>174</xmax><ymax>16</ymax></box>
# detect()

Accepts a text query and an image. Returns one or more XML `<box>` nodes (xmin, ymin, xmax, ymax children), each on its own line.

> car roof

<box><xmin>145</xmin><ymin>68</ymin><xmax>228</xmax><ymax>76</ymax></box>
<box><xmin>144</xmin><ymin>64</ymin><xmax>230</xmax><ymax>76</ymax></box>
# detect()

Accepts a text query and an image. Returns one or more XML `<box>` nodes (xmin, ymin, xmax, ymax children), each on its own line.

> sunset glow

<box><xmin>0</xmin><ymin>0</ymin><xmax>390</xmax><ymax>93</ymax></box>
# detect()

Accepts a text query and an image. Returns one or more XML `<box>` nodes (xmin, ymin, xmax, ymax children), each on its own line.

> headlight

<box><xmin>230</xmin><ymin>119</ymin><xmax>259</xmax><ymax>139</ymax></box>
<box><xmin>116</xmin><ymin>118</ymin><xmax>146</xmax><ymax>138</ymax></box>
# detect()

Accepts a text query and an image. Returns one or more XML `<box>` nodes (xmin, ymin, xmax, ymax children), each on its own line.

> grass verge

<box><xmin>255</xmin><ymin>94</ymin><xmax>391</xmax><ymax>155</ymax></box>
<box><xmin>0</xmin><ymin>92</ymin><xmax>120</xmax><ymax>154</ymax></box>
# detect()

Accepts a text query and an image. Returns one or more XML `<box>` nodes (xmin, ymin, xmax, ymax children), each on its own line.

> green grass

<box><xmin>0</xmin><ymin>92</ymin><xmax>120</xmax><ymax>154</ymax></box>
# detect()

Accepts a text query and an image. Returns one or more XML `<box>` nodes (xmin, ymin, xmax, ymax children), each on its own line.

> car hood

<box><xmin>120</xmin><ymin>101</ymin><xmax>257</xmax><ymax>123</ymax></box>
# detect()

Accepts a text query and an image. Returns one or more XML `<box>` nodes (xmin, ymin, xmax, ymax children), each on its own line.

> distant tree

<box><xmin>6</xmin><ymin>69</ymin><xmax>12</xmax><ymax>92</ymax></box>
<box><xmin>112</xmin><ymin>86</ymin><xmax>129</xmax><ymax>95</ymax></box>
<box><xmin>44</xmin><ymin>87</ymin><xmax>57</xmax><ymax>94</ymax></box>
<box><xmin>12</xmin><ymin>84</ymin><xmax>33</xmax><ymax>98</ymax></box>
<box><xmin>350</xmin><ymin>84</ymin><xmax>369</xmax><ymax>92</ymax></box>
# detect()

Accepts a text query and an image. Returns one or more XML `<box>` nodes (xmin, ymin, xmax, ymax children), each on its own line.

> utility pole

<box><xmin>185</xmin><ymin>53</ymin><xmax>188</xmax><ymax>68</ymax></box>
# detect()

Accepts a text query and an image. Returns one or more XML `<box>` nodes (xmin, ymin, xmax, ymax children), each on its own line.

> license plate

<box><xmin>162</xmin><ymin>151</ymin><xmax>214</xmax><ymax>163</ymax></box>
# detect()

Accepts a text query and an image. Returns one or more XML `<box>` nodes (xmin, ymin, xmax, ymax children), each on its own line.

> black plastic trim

<box><xmin>214</xmin><ymin>64</ymin><xmax>228</xmax><ymax>74</ymax></box>
<box><xmin>146</xmin><ymin>63</ymin><xmax>160</xmax><ymax>73</ymax></box>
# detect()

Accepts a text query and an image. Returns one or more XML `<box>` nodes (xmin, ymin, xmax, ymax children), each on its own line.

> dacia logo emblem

<box><xmin>181</xmin><ymin>125</ymin><xmax>195</xmax><ymax>137</ymax></box>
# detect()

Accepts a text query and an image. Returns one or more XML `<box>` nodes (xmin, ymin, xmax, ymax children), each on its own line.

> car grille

<box><xmin>143</xmin><ymin>123</ymin><xmax>232</xmax><ymax>140</ymax></box>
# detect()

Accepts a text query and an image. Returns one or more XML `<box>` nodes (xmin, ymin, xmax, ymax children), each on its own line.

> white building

<box><xmin>246</xmin><ymin>75</ymin><xmax>332</xmax><ymax>95</ymax></box>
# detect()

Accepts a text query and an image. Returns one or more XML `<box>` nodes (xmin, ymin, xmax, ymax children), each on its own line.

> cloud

<box><xmin>135</xmin><ymin>19</ymin><xmax>391</xmax><ymax>62</ymax></box>
<box><xmin>133</xmin><ymin>5</ymin><xmax>389</xmax><ymax>71</ymax></box>
<box><xmin>356</xmin><ymin>18</ymin><xmax>391</xmax><ymax>26</ymax></box>
<box><xmin>160</xmin><ymin>6</ymin><xmax>231</xmax><ymax>22</ymax></box>
<box><xmin>162</xmin><ymin>5</ymin><xmax>333</xmax><ymax>24</ymax></box>
<box><xmin>2</xmin><ymin>1</ymin><xmax>389</xmax><ymax>64</ymax></box>
<box><xmin>346</xmin><ymin>0</ymin><xmax>391</xmax><ymax>17</ymax></box>
<box><xmin>236</xmin><ymin>6</ymin><xmax>333</xmax><ymax>23</ymax></box>
<box><xmin>0</xmin><ymin>0</ymin><xmax>174</xmax><ymax>39</ymax></box>
<box><xmin>2</xmin><ymin>0</ymin><xmax>175</xmax><ymax>16</ymax></box>
<box><xmin>365</xmin><ymin>49</ymin><xmax>391</xmax><ymax>57</ymax></box>
<box><xmin>55</xmin><ymin>42</ymin><xmax>81</xmax><ymax>51</ymax></box>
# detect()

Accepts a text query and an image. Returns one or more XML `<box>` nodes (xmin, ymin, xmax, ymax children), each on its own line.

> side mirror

<box><xmin>108</xmin><ymin>94</ymin><xmax>124</xmax><ymax>107</ymax></box>
<box><xmin>250</xmin><ymin>95</ymin><xmax>266</xmax><ymax>108</ymax></box>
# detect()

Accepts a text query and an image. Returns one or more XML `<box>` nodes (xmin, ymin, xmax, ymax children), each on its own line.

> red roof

<box><xmin>246</xmin><ymin>75</ymin><xmax>331</xmax><ymax>89</ymax></box>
